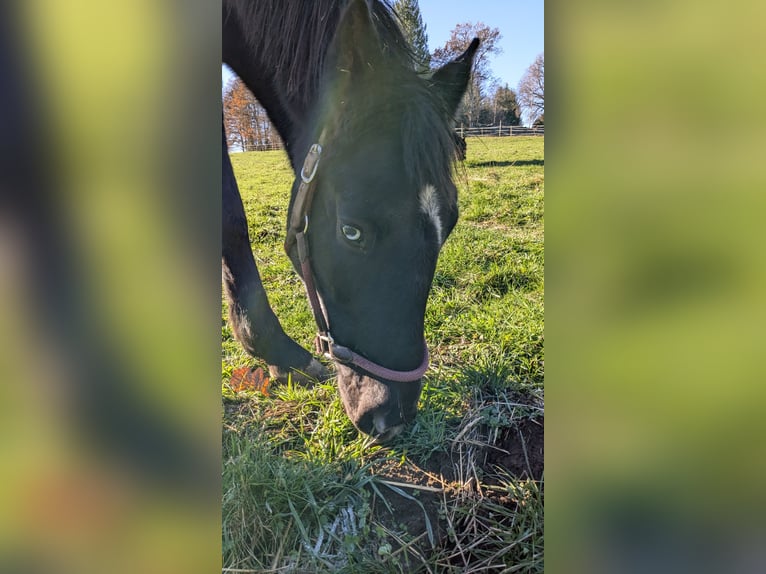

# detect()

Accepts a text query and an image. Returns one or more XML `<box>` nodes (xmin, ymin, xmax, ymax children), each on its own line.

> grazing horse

<box><xmin>222</xmin><ymin>0</ymin><xmax>477</xmax><ymax>440</ymax></box>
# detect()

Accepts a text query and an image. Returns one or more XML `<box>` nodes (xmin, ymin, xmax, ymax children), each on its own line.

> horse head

<box><xmin>285</xmin><ymin>0</ymin><xmax>478</xmax><ymax>440</ymax></box>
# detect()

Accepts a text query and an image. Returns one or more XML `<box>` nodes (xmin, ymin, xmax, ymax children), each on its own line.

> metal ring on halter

<box><xmin>317</xmin><ymin>332</ymin><xmax>334</xmax><ymax>348</ymax></box>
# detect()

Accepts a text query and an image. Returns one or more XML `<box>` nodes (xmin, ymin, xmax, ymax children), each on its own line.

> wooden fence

<box><xmin>242</xmin><ymin>142</ymin><xmax>284</xmax><ymax>152</ymax></box>
<box><xmin>457</xmin><ymin>124</ymin><xmax>544</xmax><ymax>137</ymax></box>
<box><xmin>240</xmin><ymin>124</ymin><xmax>543</xmax><ymax>152</ymax></box>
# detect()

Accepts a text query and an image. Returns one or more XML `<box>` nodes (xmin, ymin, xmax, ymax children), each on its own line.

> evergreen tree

<box><xmin>393</xmin><ymin>0</ymin><xmax>430</xmax><ymax>72</ymax></box>
<box><xmin>493</xmin><ymin>84</ymin><xmax>521</xmax><ymax>126</ymax></box>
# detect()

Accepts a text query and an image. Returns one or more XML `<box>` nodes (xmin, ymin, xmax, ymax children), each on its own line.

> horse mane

<box><xmin>225</xmin><ymin>0</ymin><xmax>460</xmax><ymax>199</ymax></box>
<box><xmin>225</xmin><ymin>0</ymin><xmax>408</xmax><ymax>107</ymax></box>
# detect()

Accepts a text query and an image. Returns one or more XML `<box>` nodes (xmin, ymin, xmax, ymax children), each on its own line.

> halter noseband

<box><xmin>284</xmin><ymin>142</ymin><xmax>430</xmax><ymax>383</ymax></box>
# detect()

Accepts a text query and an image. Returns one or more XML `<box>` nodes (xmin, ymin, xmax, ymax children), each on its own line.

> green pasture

<box><xmin>222</xmin><ymin>136</ymin><xmax>544</xmax><ymax>573</ymax></box>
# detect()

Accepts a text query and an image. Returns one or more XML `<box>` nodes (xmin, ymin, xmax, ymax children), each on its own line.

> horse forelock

<box><xmin>318</xmin><ymin>67</ymin><xmax>460</xmax><ymax>212</ymax></box>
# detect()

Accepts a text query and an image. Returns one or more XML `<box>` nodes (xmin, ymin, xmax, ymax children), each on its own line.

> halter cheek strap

<box><xmin>284</xmin><ymin>143</ymin><xmax>430</xmax><ymax>383</ymax></box>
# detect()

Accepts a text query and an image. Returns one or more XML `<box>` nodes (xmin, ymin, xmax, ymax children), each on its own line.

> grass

<box><xmin>222</xmin><ymin>136</ymin><xmax>544</xmax><ymax>573</ymax></box>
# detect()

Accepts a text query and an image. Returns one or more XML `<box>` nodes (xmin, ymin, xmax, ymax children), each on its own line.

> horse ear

<box><xmin>430</xmin><ymin>38</ymin><xmax>480</xmax><ymax>116</ymax></box>
<box><xmin>332</xmin><ymin>0</ymin><xmax>382</xmax><ymax>77</ymax></box>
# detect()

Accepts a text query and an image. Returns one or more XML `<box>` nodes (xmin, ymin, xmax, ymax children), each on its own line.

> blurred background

<box><xmin>0</xmin><ymin>1</ymin><xmax>220</xmax><ymax>572</ymax></box>
<box><xmin>2</xmin><ymin>0</ymin><xmax>765</xmax><ymax>572</ymax></box>
<box><xmin>546</xmin><ymin>1</ymin><xmax>766</xmax><ymax>572</ymax></box>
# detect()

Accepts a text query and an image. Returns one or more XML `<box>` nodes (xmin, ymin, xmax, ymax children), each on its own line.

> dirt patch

<box><xmin>369</xmin><ymin>416</ymin><xmax>544</xmax><ymax>550</ymax></box>
<box><xmin>480</xmin><ymin>417</ymin><xmax>544</xmax><ymax>482</ymax></box>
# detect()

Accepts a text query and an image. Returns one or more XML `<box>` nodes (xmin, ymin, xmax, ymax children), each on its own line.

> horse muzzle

<box><xmin>334</xmin><ymin>363</ymin><xmax>422</xmax><ymax>440</ymax></box>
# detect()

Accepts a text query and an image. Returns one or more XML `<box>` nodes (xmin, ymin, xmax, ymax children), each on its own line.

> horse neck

<box><xmin>223</xmin><ymin>0</ymin><xmax>344</xmax><ymax>167</ymax></box>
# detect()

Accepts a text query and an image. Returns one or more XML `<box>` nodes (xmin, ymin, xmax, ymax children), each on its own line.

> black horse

<box><xmin>223</xmin><ymin>0</ymin><xmax>477</xmax><ymax>440</ymax></box>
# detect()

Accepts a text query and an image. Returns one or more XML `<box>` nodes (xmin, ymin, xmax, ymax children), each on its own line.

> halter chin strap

<box><xmin>284</xmin><ymin>142</ymin><xmax>430</xmax><ymax>383</ymax></box>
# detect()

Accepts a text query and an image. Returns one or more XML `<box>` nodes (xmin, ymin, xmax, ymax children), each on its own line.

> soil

<box><xmin>369</xmin><ymin>416</ymin><xmax>544</xmax><ymax>549</ymax></box>
<box><xmin>480</xmin><ymin>417</ymin><xmax>545</xmax><ymax>482</ymax></box>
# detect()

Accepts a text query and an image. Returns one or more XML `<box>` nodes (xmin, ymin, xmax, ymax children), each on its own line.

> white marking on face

<box><xmin>419</xmin><ymin>184</ymin><xmax>443</xmax><ymax>246</ymax></box>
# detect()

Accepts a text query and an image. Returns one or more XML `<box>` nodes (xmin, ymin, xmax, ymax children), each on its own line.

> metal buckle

<box><xmin>300</xmin><ymin>143</ymin><xmax>322</xmax><ymax>184</ymax></box>
<box><xmin>315</xmin><ymin>332</ymin><xmax>334</xmax><ymax>357</ymax></box>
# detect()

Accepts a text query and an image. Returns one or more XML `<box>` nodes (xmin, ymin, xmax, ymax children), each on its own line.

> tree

<box><xmin>492</xmin><ymin>84</ymin><xmax>521</xmax><ymax>126</ymax></box>
<box><xmin>432</xmin><ymin>22</ymin><xmax>502</xmax><ymax>127</ymax></box>
<box><xmin>392</xmin><ymin>0</ymin><xmax>430</xmax><ymax>73</ymax></box>
<box><xmin>518</xmin><ymin>53</ymin><xmax>544</xmax><ymax>126</ymax></box>
<box><xmin>223</xmin><ymin>77</ymin><xmax>254</xmax><ymax>151</ymax></box>
<box><xmin>222</xmin><ymin>77</ymin><xmax>282</xmax><ymax>152</ymax></box>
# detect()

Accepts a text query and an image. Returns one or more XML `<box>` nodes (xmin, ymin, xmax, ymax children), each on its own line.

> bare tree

<box><xmin>223</xmin><ymin>77</ymin><xmax>282</xmax><ymax>152</ymax></box>
<box><xmin>518</xmin><ymin>53</ymin><xmax>544</xmax><ymax>126</ymax></box>
<box><xmin>432</xmin><ymin>22</ymin><xmax>502</xmax><ymax>128</ymax></box>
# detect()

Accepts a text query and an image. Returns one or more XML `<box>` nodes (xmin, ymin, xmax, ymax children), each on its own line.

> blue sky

<box><xmin>418</xmin><ymin>0</ymin><xmax>543</xmax><ymax>89</ymax></box>
<box><xmin>223</xmin><ymin>1</ymin><xmax>543</xmax><ymax>91</ymax></box>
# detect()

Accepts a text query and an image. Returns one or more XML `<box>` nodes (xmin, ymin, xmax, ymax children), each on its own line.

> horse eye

<box><xmin>341</xmin><ymin>224</ymin><xmax>362</xmax><ymax>241</ymax></box>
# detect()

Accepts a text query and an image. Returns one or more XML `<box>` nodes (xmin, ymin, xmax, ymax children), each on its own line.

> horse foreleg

<box><xmin>222</xmin><ymin>133</ymin><xmax>327</xmax><ymax>384</ymax></box>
